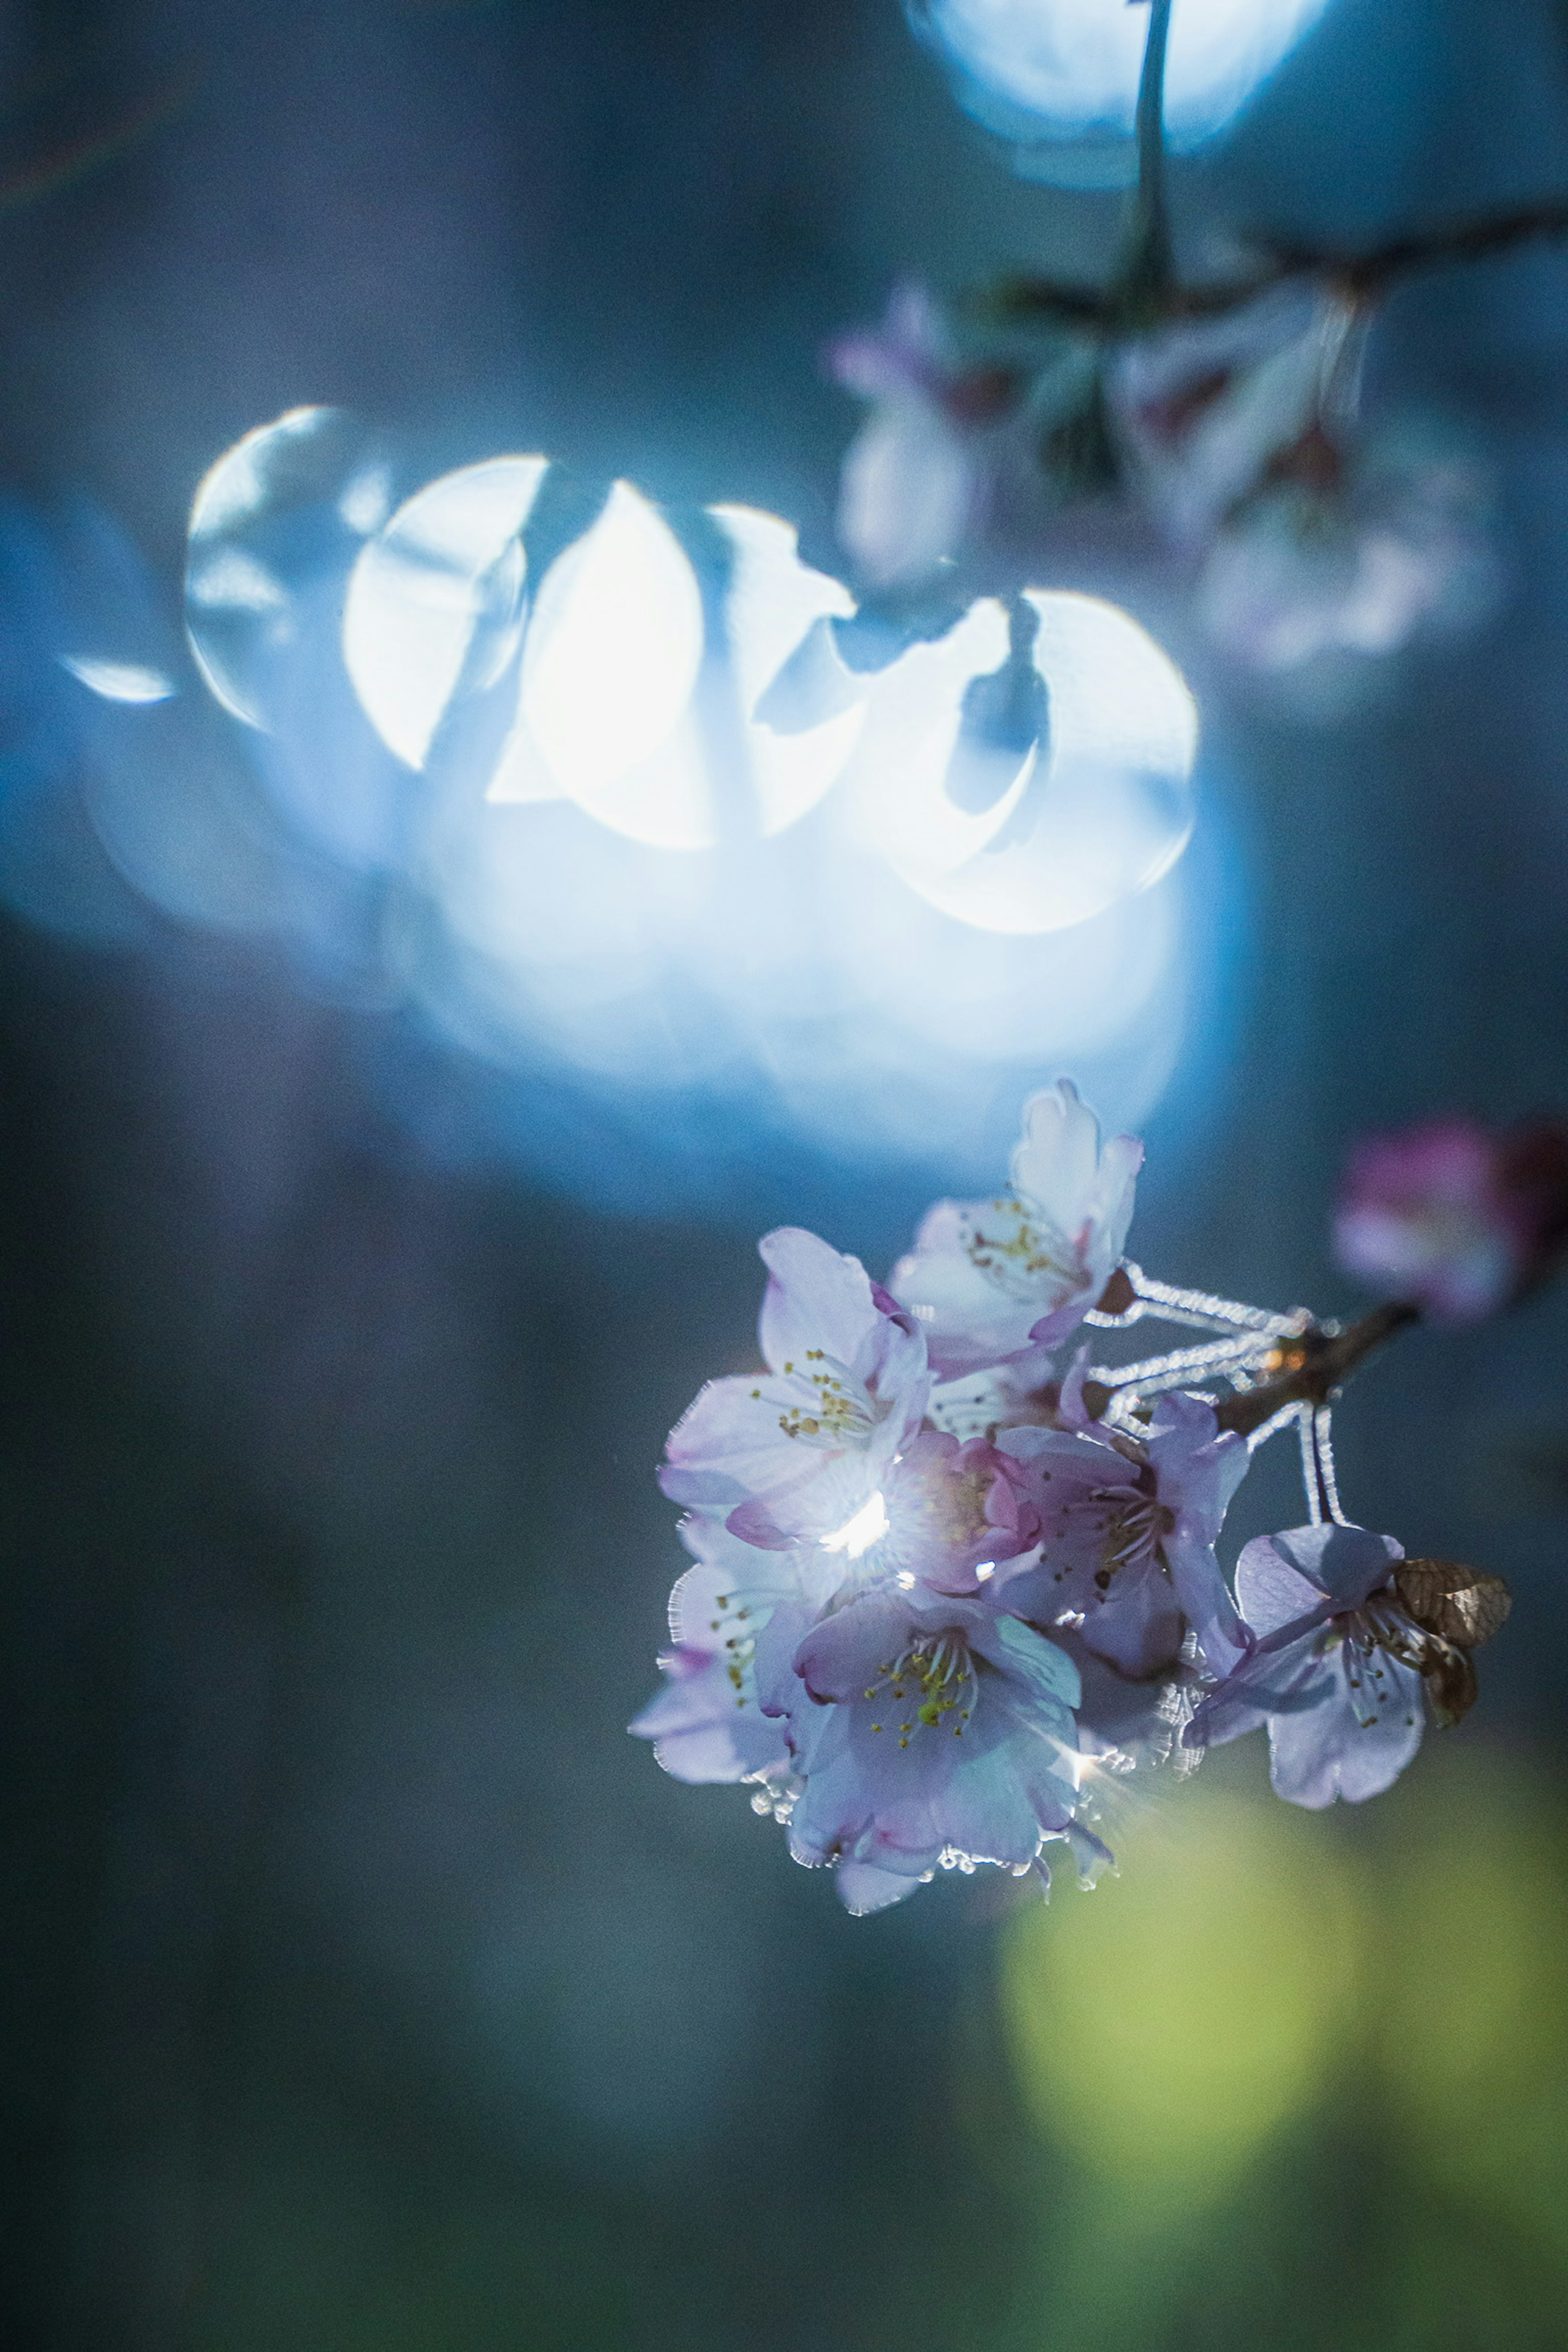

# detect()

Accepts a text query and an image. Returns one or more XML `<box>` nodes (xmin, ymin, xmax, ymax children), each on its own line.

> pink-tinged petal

<box><xmin>1057</xmin><ymin>1631</ymin><xmax>1185</xmax><ymax>1769</ymax></box>
<box><xmin>1011</xmin><ymin>1080</ymin><xmax>1143</xmax><ymax>1252</ymax></box>
<box><xmin>1334</xmin><ymin>1119</ymin><xmax>1530</xmax><ymax>1323</ymax></box>
<box><xmin>889</xmin><ymin>1199</ymin><xmax>1040</xmax><ymax>1376</ymax></box>
<box><xmin>1111</xmin><ymin>285</ymin><xmax>1337</xmax><ymax>551</ymax></box>
<box><xmin>1233</xmin><ymin>1535</ymin><xmax>1332</xmax><ymax>1639</ymax></box>
<box><xmin>827</xmin><ymin>282</ymin><xmax>946</xmax><ymax>402</ymax></box>
<box><xmin>1079</xmin><ymin>1565</ymin><xmax>1186</xmax><ymax>1680</ymax></box>
<box><xmin>925</xmin><ymin>1741</ymin><xmax>1047</xmax><ymax>1868</ymax></box>
<box><xmin>750</xmin><ymin>1590</ymin><xmax>822</xmax><ymax>1722</ymax></box>
<box><xmin>786</xmin><ymin>1729</ymin><xmax>942</xmax><ymax>1877</ymax></box>
<box><xmin>1026</xmin><ymin>1290</ymin><xmax>1098</xmax><ymax>1350</ymax></box>
<box><xmin>1185</xmin><ymin>1630</ymin><xmax>1327</xmax><ymax>1750</ymax></box>
<box><xmin>661</xmin><ymin>1375</ymin><xmax>802</xmax><ymax>1509</ymax></box>
<box><xmin>837</xmin><ymin>397</ymin><xmax>977</xmax><ymax>586</ymax></box>
<box><xmin>1267</xmin><ymin>1651</ymin><xmax>1425</xmax><ymax>1808</ymax></box>
<box><xmin>1020</xmin><ymin>1082</ymin><xmax>1128</xmax><ymax>1232</ymax></box>
<box><xmin>1040</xmin><ymin>1349</ymin><xmax>1096</xmax><ymax>1432</ymax></box>
<box><xmin>1145</xmin><ymin>1393</ymin><xmax>1248</xmax><ymax>1545</ymax></box>
<box><xmin>724</xmin><ymin>1497</ymin><xmax>794</xmax><ymax>1550</ymax></box>
<box><xmin>858</xmin><ymin>1310</ymin><xmax>932</xmax><ymax>1434</ymax></box>
<box><xmin>1010</xmin><ymin>1080</ymin><xmax>1103</xmax><ymax>1223</ymax></box>
<box><xmin>757</xmin><ymin>1226</ymin><xmax>884</xmax><ymax>1373</ymax></box>
<box><xmin>869</xmin><ymin>1279</ymin><xmax>919</xmax><ymax>1334</ymax></box>
<box><xmin>872</xmin><ymin>1431</ymin><xmax>1040</xmax><ymax>1594</ymax></box>
<box><xmin>1196</xmin><ymin>461</ymin><xmax>1487</xmax><ymax>674</ymax></box>
<box><xmin>775</xmin><ymin>1581</ymin><xmax>1086</xmax><ymax>1889</ymax></box>
<box><xmin>1163</xmin><ymin>1527</ymin><xmax>1245</xmax><ymax>1676</ymax></box>
<box><xmin>666</xmin><ymin>1558</ymin><xmax>751</xmax><ymax>1646</ymax></box>
<box><xmin>892</xmin><ymin>1087</ymin><xmax>1140</xmax><ymax>1374</ymax></box>
<box><xmin>1085</xmin><ymin>1130</ymin><xmax>1143</xmax><ymax>1270</ymax></box>
<box><xmin>970</xmin><ymin>1613</ymin><xmax>1081</xmax><ymax>1711</ymax></box>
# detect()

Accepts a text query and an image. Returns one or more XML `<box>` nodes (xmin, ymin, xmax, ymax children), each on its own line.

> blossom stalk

<box><xmin>1209</xmin><ymin>1300</ymin><xmax>1420</xmax><ymax>1441</ymax></box>
<box><xmin>1115</xmin><ymin>0</ymin><xmax>1176</xmax><ymax>322</ymax></box>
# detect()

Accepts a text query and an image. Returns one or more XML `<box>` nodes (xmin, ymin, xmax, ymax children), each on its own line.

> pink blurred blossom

<box><xmin>1335</xmin><ymin>1116</ymin><xmax>1568</xmax><ymax>1322</ymax></box>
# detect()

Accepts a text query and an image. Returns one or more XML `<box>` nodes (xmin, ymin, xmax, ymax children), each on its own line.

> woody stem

<box><xmin>1214</xmin><ymin>1299</ymin><xmax>1421</xmax><ymax>1441</ymax></box>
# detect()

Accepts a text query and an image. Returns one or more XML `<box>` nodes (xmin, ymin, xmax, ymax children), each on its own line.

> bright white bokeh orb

<box><xmin>343</xmin><ymin>456</ymin><xmax>548</xmax><ymax>771</ymax></box>
<box><xmin>172</xmin><ymin>413</ymin><xmax>1207</xmax><ymax>1178</ymax></box>
<box><xmin>512</xmin><ymin>481</ymin><xmax>706</xmax><ymax>844</ymax></box>
<box><xmin>417</xmin><ymin>753</ymin><xmax>1188</xmax><ymax>1182</ymax></box>
<box><xmin>913</xmin><ymin>0</ymin><xmax>1333</xmax><ymax>169</ymax></box>
<box><xmin>709</xmin><ymin>504</ymin><xmax>866</xmax><ymax>839</ymax></box>
<box><xmin>849</xmin><ymin>590</ymin><xmax>1196</xmax><ymax>934</ymax></box>
<box><xmin>486</xmin><ymin>497</ymin><xmax>866</xmax><ymax>851</ymax></box>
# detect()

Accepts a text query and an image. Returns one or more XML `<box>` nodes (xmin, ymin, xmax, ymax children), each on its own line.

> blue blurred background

<box><xmin>6</xmin><ymin>2</ymin><xmax>1568</xmax><ymax>2345</ymax></box>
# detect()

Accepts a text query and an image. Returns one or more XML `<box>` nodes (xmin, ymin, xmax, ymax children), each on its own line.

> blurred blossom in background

<box><xmin>4</xmin><ymin>3</ymin><xmax>1568</xmax><ymax>2351</ymax></box>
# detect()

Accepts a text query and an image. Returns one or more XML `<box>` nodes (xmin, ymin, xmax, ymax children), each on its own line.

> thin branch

<box><xmin>1270</xmin><ymin>198</ymin><xmax>1568</xmax><ymax>295</ymax></box>
<box><xmin>990</xmin><ymin>197</ymin><xmax>1568</xmax><ymax>339</ymax></box>
<box><xmin>1212</xmin><ymin>1300</ymin><xmax>1419</xmax><ymax>1441</ymax></box>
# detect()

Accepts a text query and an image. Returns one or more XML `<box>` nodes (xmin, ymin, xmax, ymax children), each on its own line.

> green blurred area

<box><xmin>167</xmin><ymin>1737</ymin><xmax>1568</xmax><ymax>2352</ymax></box>
<box><xmin>994</xmin><ymin>1737</ymin><xmax>1568</xmax><ymax>2352</ymax></box>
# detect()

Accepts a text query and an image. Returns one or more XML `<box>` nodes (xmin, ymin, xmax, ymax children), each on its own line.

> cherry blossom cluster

<box><xmin>631</xmin><ymin>1083</ymin><xmax>1539</xmax><ymax>1913</ymax></box>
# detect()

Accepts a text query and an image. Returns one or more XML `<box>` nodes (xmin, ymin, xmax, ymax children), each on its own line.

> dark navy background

<box><xmin>4</xmin><ymin>3</ymin><xmax>1568</xmax><ymax>2345</ymax></box>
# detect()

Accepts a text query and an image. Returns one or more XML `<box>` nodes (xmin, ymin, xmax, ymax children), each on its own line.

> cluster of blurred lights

<box><xmin>182</xmin><ymin>405</ymin><xmax>1196</xmax><ymax>927</ymax></box>
<box><xmin>1</xmin><ymin>405</ymin><xmax>1215</xmax><ymax>1190</ymax></box>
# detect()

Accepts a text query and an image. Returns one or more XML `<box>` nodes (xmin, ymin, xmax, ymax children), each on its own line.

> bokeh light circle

<box><xmin>911</xmin><ymin>0</ymin><xmax>1333</xmax><ymax>179</ymax></box>
<box><xmin>515</xmin><ymin>480</ymin><xmax>706</xmax><ymax>842</ymax></box>
<box><xmin>1001</xmin><ymin>1779</ymin><xmax>1361</xmax><ymax>2192</ymax></box>
<box><xmin>710</xmin><ymin>502</ymin><xmax>866</xmax><ymax>839</ymax></box>
<box><xmin>343</xmin><ymin>455</ymin><xmax>549</xmax><ymax>772</ymax></box>
<box><xmin>849</xmin><ymin>590</ymin><xmax>1196</xmax><ymax>934</ymax></box>
<box><xmin>161</xmin><ymin>415</ymin><xmax>1216</xmax><ymax>1186</ymax></box>
<box><xmin>186</xmin><ymin>406</ymin><xmax>392</xmax><ymax>732</ymax></box>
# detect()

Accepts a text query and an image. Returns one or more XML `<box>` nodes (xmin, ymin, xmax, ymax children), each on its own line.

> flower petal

<box><xmin>1267</xmin><ymin>1650</ymin><xmax>1425</xmax><ymax>1808</ymax></box>
<box><xmin>1268</xmin><ymin>1522</ymin><xmax>1404</xmax><ymax>1611</ymax></box>
<box><xmin>757</xmin><ymin>1226</ymin><xmax>886</xmax><ymax>1373</ymax></box>
<box><xmin>835</xmin><ymin>1858</ymin><xmax>923</xmax><ymax>1915</ymax></box>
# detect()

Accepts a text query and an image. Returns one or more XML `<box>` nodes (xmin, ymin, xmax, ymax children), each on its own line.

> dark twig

<box><xmin>1213</xmin><ymin>1300</ymin><xmax>1420</xmax><ymax>1441</ymax></box>
<box><xmin>1270</xmin><ymin>199</ymin><xmax>1568</xmax><ymax>295</ymax></box>
<box><xmin>994</xmin><ymin>198</ymin><xmax>1568</xmax><ymax>340</ymax></box>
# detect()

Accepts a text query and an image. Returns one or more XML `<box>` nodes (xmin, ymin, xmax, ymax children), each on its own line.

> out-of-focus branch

<box><xmin>1113</xmin><ymin>0</ymin><xmax>1174</xmax><ymax>319</ymax></box>
<box><xmin>991</xmin><ymin>198</ymin><xmax>1568</xmax><ymax>338</ymax></box>
<box><xmin>1274</xmin><ymin>199</ymin><xmax>1568</xmax><ymax>294</ymax></box>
